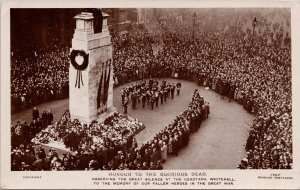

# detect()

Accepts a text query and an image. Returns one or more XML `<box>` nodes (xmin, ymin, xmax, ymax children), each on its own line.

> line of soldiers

<box><xmin>121</xmin><ymin>80</ymin><xmax>182</xmax><ymax>114</ymax></box>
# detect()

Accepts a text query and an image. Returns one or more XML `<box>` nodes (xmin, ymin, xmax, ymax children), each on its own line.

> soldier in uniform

<box><xmin>154</xmin><ymin>91</ymin><xmax>159</xmax><ymax>107</ymax></box>
<box><xmin>176</xmin><ymin>82</ymin><xmax>181</xmax><ymax>95</ymax></box>
<box><xmin>166</xmin><ymin>84</ymin><xmax>171</xmax><ymax>98</ymax></box>
<box><xmin>146</xmin><ymin>90</ymin><xmax>151</xmax><ymax>105</ymax></box>
<box><xmin>148</xmin><ymin>79</ymin><xmax>153</xmax><ymax>90</ymax></box>
<box><xmin>205</xmin><ymin>102</ymin><xmax>210</xmax><ymax>118</ymax></box>
<box><xmin>136</xmin><ymin>89</ymin><xmax>141</xmax><ymax>104</ymax></box>
<box><xmin>163</xmin><ymin>88</ymin><xmax>168</xmax><ymax>102</ymax></box>
<box><xmin>159</xmin><ymin>90</ymin><xmax>164</xmax><ymax>104</ymax></box>
<box><xmin>121</xmin><ymin>89</ymin><xmax>125</xmax><ymax>105</ymax></box>
<box><xmin>123</xmin><ymin>97</ymin><xmax>129</xmax><ymax>114</ymax></box>
<box><xmin>171</xmin><ymin>84</ymin><xmax>175</xmax><ymax>99</ymax></box>
<box><xmin>131</xmin><ymin>92</ymin><xmax>137</xmax><ymax>109</ymax></box>
<box><xmin>141</xmin><ymin>92</ymin><xmax>146</xmax><ymax>108</ymax></box>
<box><xmin>152</xmin><ymin>82</ymin><xmax>158</xmax><ymax>92</ymax></box>
<box><xmin>150</xmin><ymin>94</ymin><xmax>155</xmax><ymax>110</ymax></box>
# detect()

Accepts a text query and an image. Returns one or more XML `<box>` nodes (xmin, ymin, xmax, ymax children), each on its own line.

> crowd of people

<box><xmin>11</xmin><ymin>9</ymin><xmax>292</xmax><ymax>169</ymax></box>
<box><xmin>120</xmin><ymin>79</ymin><xmax>182</xmax><ymax>113</ymax></box>
<box><xmin>11</xmin><ymin>45</ymin><xmax>69</xmax><ymax>113</ymax></box>
<box><xmin>11</xmin><ymin>107</ymin><xmax>54</xmax><ymax>148</ymax></box>
<box><xmin>112</xmin><ymin>10</ymin><xmax>292</xmax><ymax>169</ymax></box>
<box><xmin>11</xmin><ymin>90</ymin><xmax>209</xmax><ymax>170</ymax></box>
<box><xmin>12</xmin><ymin>110</ymin><xmax>146</xmax><ymax>170</ymax></box>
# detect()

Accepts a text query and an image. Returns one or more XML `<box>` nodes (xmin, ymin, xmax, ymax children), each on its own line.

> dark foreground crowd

<box><xmin>11</xmin><ymin>91</ymin><xmax>209</xmax><ymax>170</ymax></box>
<box><xmin>12</xmin><ymin>111</ymin><xmax>145</xmax><ymax>170</ymax></box>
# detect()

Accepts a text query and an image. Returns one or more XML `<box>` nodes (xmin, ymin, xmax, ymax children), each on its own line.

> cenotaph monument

<box><xmin>69</xmin><ymin>11</ymin><xmax>116</xmax><ymax>123</ymax></box>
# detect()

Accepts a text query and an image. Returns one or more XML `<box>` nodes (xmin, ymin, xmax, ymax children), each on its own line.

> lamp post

<box><xmin>252</xmin><ymin>17</ymin><xmax>257</xmax><ymax>44</ymax></box>
<box><xmin>252</xmin><ymin>17</ymin><xmax>257</xmax><ymax>35</ymax></box>
<box><xmin>192</xmin><ymin>12</ymin><xmax>196</xmax><ymax>39</ymax></box>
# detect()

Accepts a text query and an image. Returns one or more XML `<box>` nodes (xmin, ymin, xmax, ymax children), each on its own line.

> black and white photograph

<box><xmin>1</xmin><ymin>1</ymin><xmax>300</xmax><ymax>189</ymax></box>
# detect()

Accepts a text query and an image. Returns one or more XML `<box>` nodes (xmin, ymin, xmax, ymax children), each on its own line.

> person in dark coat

<box><xmin>163</xmin><ymin>89</ymin><xmax>168</xmax><ymax>102</ymax></box>
<box><xmin>149</xmin><ymin>162</ymin><xmax>156</xmax><ymax>170</ymax></box>
<box><xmin>182</xmin><ymin>128</ymin><xmax>190</xmax><ymax>147</ymax></box>
<box><xmin>151</xmin><ymin>148</ymin><xmax>160</xmax><ymax>164</ymax></box>
<box><xmin>32</xmin><ymin>107</ymin><xmax>39</xmax><ymax>120</ymax></box>
<box><xmin>32</xmin><ymin>154</ymin><xmax>43</xmax><ymax>171</ymax></box>
<box><xmin>166</xmin><ymin>85</ymin><xmax>171</xmax><ymax>98</ymax></box>
<box><xmin>141</xmin><ymin>93</ymin><xmax>146</xmax><ymax>108</ymax></box>
<box><xmin>159</xmin><ymin>90</ymin><xmax>164</xmax><ymax>104</ymax></box>
<box><xmin>190</xmin><ymin>113</ymin><xmax>196</xmax><ymax>132</ymax></box>
<box><xmin>156</xmin><ymin>160</ymin><xmax>163</xmax><ymax>170</ymax></box>
<box><xmin>66</xmin><ymin>131</ymin><xmax>79</xmax><ymax>151</ymax></box>
<box><xmin>43</xmin><ymin>155</ymin><xmax>51</xmax><ymax>171</ymax></box>
<box><xmin>131</xmin><ymin>92</ymin><xmax>137</xmax><ymax>109</ymax></box>
<box><xmin>172</xmin><ymin>136</ymin><xmax>179</xmax><ymax>156</ymax></box>
<box><xmin>146</xmin><ymin>91</ymin><xmax>151</xmax><ymax>105</ymax></box>
<box><xmin>143</xmin><ymin>149</ymin><xmax>151</xmax><ymax>164</ymax></box>
<box><xmin>42</xmin><ymin>110</ymin><xmax>48</xmax><ymax>124</ymax></box>
<box><xmin>121</xmin><ymin>90</ymin><xmax>125</xmax><ymax>105</ymax></box>
<box><xmin>155</xmin><ymin>92</ymin><xmax>159</xmax><ymax>107</ymax></box>
<box><xmin>246</xmin><ymin>132</ymin><xmax>256</xmax><ymax>151</ymax></box>
<box><xmin>141</xmin><ymin>162</ymin><xmax>148</xmax><ymax>170</ymax></box>
<box><xmin>176</xmin><ymin>82</ymin><xmax>181</xmax><ymax>95</ymax></box>
<box><xmin>47</xmin><ymin>109</ymin><xmax>54</xmax><ymax>125</ymax></box>
<box><xmin>195</xmin><ymin>111</ymin><xmax>201</xmax><ymax>130</ymax></box>
<box><xmin>171</xmin><ymin>84</ymin><xmax>175</xmax><ymax>99</ymax></box>
<box><xmin>123</xmin><ymin>97</ymin><xmax>129</xmax><ymax>114</ymax></box>
<box><xmin>150</xmin><ymin>94</ymin><xmax>155</xmax><ymax>110</ymax></box>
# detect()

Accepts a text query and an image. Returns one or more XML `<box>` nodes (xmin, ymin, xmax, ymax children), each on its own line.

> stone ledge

<box><xmin>71</xmin><ymin>106</ymin><xmax>117</xmax><ymax>124</ymax></box>
<box><xmin>96</xmin><ymin>106</ymin><xmax>117</xmax><ymax>123</ymax></box>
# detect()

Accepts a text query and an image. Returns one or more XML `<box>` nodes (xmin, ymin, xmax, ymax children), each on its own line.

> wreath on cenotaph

<box><xmin>70</xmin><ymin>49</ymin><xmax>89</xmax><ymax>70</ymax></box>
<box><xmin>70</xmin><ymin>49</ymin><xmax>89</xmax><ymax>88</ymax></box>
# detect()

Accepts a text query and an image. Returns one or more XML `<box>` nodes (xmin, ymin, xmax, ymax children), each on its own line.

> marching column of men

<box><xmin>121</xmin><ymin>80</ymin><xmax>182</xmax><ymax>114</ymax></box>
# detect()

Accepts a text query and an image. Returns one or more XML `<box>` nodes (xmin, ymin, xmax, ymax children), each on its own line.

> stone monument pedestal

<box><xmin>69</xmin><ymin>11</ymin><xmax>116</xmax><ymax>123</ymax></box>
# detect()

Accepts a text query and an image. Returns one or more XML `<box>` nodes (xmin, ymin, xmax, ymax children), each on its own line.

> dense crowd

<box><xmin>12</xmin><ymin>110</ymin><xmax>146</xmax><ymax>170</ymax></box>
<box><xmin>11</xmin><ymin>45</ymin><xmax>69</xmax><ymax>113</ymax></box>
<box><xmin>11</xmin><ymin>90</ymin><xmax>209</xmax><ymax>170</ymax></box>
<box><xmin>112</xmin><ymin>10</ymin><xmax>292</xmax><ymax>169</ymax></box>
<box><xmin>120</xmin><ymin>79</ymin><xmax>181</xmax><ymax>113</ymax></box>
<box><xmin>11</xmin><ymin>9</ymin><xmax>292</xmax><ymax>169</ymax></box>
